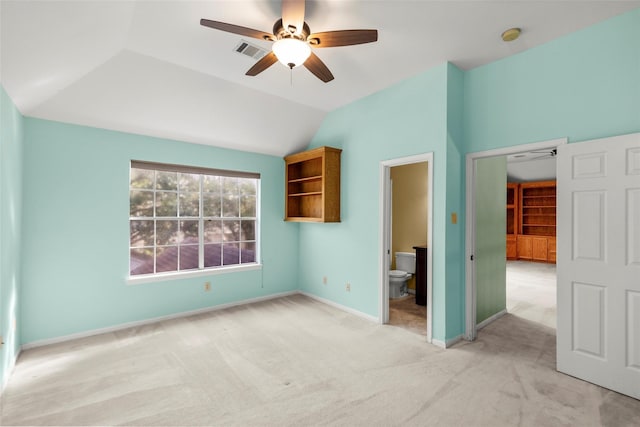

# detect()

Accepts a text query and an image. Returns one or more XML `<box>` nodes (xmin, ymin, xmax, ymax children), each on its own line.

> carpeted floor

<box><xmin>2</xmin><ymin>293</ymin><xmax>638</xmax><ymax>426</ymax></box>
<box><xmin>506</xmin><ymin>260</ymin><xmax>557</xmax><ymax>329</ymax></box>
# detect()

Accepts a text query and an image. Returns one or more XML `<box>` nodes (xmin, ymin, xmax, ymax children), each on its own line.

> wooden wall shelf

<box><xmin>284</xmin><ymin>146</ymin><xmax>342</xmax><ymax>223</ymax></box>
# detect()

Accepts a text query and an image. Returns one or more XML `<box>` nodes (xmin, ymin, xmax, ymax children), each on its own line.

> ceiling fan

<box><xmin>529</xmin><ymin>148</ymin><xmax>558</xmax><ymax>160</ymax></box>
<box><xmin>200</xmin><ymin>0</ymin><xmax>378</xmax><ymax>83</ymax></box>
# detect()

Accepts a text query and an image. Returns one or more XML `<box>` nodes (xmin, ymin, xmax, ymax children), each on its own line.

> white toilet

<box><xmin>389</xmin><ymin>252</ymin><xmax>416</xmax><ymax>299</ymax></box>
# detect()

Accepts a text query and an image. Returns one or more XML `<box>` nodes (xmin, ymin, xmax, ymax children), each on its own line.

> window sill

<box><xmin>126</xmin><ymin>263</ymin><xmax>262</xmax><ymax>285</ymax></box>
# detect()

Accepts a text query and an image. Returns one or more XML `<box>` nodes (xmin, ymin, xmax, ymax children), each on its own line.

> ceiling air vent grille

<box><xmin>234</xmin><ymin>40</ymin><xmax>268</xmax><ymax>60</ymax></box>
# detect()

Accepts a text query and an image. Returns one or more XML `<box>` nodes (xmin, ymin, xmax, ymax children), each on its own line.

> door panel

<box><xmin>572</xmin><ymin>191</ymin><xmax>605</xmax><ymax>261</ymax></box>
<box><xmin>532</xmin><ymin>237</ymin><xmax>548</xmax><ymax>261</ymax></box>
<box><xmin>628</xmin><ymin>189</ymin><xmax>640</xmax><ymax>266</ymax></box>
<box><xmin>517</xmin><ymin>235</ymin><xmax>532</xmax><ymax>259</ymax></box>
<box><xmin>557</xmin><ymin>132</ymin><xmax>640</xmax><ymax>399</ymax></box>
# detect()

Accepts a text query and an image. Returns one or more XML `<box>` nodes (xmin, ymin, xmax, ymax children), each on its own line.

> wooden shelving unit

<box><xmin>284</xmin><ymin>146</ymin><xmax>342</xmax><ymax>222</ymax></box>
<box><xmin>506</xmin><ymin>183</ymin><xmax>518</xmax><ymax>260</ymax></box>
<box><xmin>517</xmin><ymin>180</ymin><xmax>556</xmax><ymax>263</ymax></box>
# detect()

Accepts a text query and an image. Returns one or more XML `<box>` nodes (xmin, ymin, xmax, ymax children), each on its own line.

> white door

<box><xmin>557</xmin><ymin>132</ymin><xmax>640</xmax><ymax>399</ymax></box>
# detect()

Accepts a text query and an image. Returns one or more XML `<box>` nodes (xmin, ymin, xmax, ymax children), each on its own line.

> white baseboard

<box><xmin>21</xmin><ymin>291</ymin><xmax>298</xmax><ymax>350</ymax></box>
<box><xmin>476</xmin><ymin>309</ymin><xmax>507</xmax><ymax>331</ymax></box>
<box><xmin>432</xmin><ymin>334</ymin><xmax>464</xmax><ymax>349</ymax></box>
<box><xmin>298</xmin><ymin>291</ymin><xmax>379</xmax><ymax>323</ymax></box>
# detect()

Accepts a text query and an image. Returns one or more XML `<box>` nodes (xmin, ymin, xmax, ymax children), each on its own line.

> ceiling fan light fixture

<box><xmin>272</xmin><ymin>38</ymin><xmax>311</xmax><ymax>69</ymax></box>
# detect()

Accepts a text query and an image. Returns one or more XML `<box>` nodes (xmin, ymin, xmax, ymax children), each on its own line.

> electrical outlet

<box><xmin>204</xmin><ymin>281</ymin><xmax>211</xmax><ymax>292</ymax></box>
<box><xmin>346</xmin><ymin>282</ymin><xmax>351</xmax><ymax>292</ymax></box>
<box><xmin>323</xmin><ymin>276</ymin><xmax>327</xmax><ymax>285</ymax></box>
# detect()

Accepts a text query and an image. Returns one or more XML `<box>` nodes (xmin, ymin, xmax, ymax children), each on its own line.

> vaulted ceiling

<box><xmin>2</xmin><ymin>1</ymin><xmax>638</xmax><ymax>156</ymax></box>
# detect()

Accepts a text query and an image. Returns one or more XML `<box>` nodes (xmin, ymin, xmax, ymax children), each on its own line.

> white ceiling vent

<box><xmin>233</xmin><ymin>40</ymin><xmax>268</xmax><ymax>60</ymax></box>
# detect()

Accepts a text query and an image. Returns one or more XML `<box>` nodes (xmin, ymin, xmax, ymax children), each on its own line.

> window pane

<box><xmin>240</xmin><ymin>220</ymin><xmax>255</xmax><ymax>241</ymax></box>
<box><xmin>204</xmin><ymin>220</ymin><xmax>223</xmax><ymax>243</ymax></box>
<box><xmin>131</xmin><ymin>169</ymin><xmax>154</xmax><ymax>190</ymax></box>
<box><xmin>204</xmin><ymin>243</ymin><xmax>222</xmax><ymax>267</ymax></box>
<box><xmin>130</xmin><ymin>248</ymin><xmax>154</xmax><ymax>275</ymax></box>
<box><xmin>222</xmin><ymin>177</ymin><xmax>239</xmax><ymax>196</ymax></box>
<box><xmin>203</xmin><ymin>194</ymin><xmax>221</xmax><ymax>217</ymax></box>
<box><xmin>222</xmin><ymin>194</ymin><xmax>239</xmax><ymax>217</ymax></box>
<box><xmin>179</xmin><ymin>245</ymin><xmax>199</xmax><ymax>270</ymax></box>
<box><xmin>240</xmin><ymin>195</ymin><xmax>256</xmax><ymax>217</ymax></box>
<box><xmin>156</xmin><ymin>171</ymin><xmax>177</xmax><ymax>191</ymax></box>
<box><xmin>156</xmin><ymin>191</ymin><xmax>177</xmax><ymax>217</ymax></box>
<box><xmin>130</xmin><ymin>190</ymin><xmax>154</xmax><ymax>217</ymax></box>
<box><xmin>130</xmin><ymin>220</ymin><xmax>154</xmax><ymax>247</ymax></box>
<box><xmin>156</xmin><ymin>220</ymin><xmax>178</xmax><ymax>246</ymax></box>
<box><xmin>239</xmin><ymin>179</ymin><xmax>256</xmax><ymax>196</ymax></box>
<box><xmin>222</xmin><ymin>243</ymin><xmax>240</xmax><ymax>265</ymax></box>
<box><xmin>180</xmin><ymin>220</ymin><xmax>199</xmax><ymax>244</ymax></box>
<box><xmin>223</xmin><ymin>220</ymin><xmax>240</xmax><ymax>242</ymax></box>
<box><xmin>180</xmin><ymin>192</ymin><xmax>200</xmax><ymax>217</ymax></box>
<box><xmin>203</xmin><ymin>175</ymin><xmax>221</xmax><ymax>193</ymax></box>
<box><xmin>241</xmin><ymin>242</ymin><xmax>256</xmax><ymax>263</ymax></box>
<box><xmin>129</xmin><ymin>166</ymin><xmax>259</xmax><ymax>277</ymax></box>
<box><xmin>156</xmin><ymin>246</ymin><xmax>178</xmax><ymax>273</ymax></box>
<box><xmin>179</xmin><ymin>173</ymin><xmax>200</xmax><ymax>192</ymax></box>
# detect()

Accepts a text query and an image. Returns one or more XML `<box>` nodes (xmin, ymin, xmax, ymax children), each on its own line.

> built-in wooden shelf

<box><xmin>516</xmin><ymin>180</ymin><xmax>556</xmax><ymax>263</ymax></box>
<box><xmin>284</xmin><ymin>146</ymin><xmax>342</xmax><ymax>223</ymax></box>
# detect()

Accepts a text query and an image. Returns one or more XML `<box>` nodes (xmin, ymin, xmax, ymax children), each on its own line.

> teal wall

<box><xmin>20</xmin><ymin>118</ymin><xmax>299</xmax><ymax>344</ymax></box>
<box><xmin>299</xmin><ymin>64</ymin><xmax>452</xmax><ymax>339</ymax></box>
<box><xmin>1</xmin><ymin>86</ymin><xmax>24</xmax><ymax>389</ymax></box>
<box><xmin>464</xmin><ymin>9</ymin><xmax>640</xmax><ymax>152</ymax></box>
<box><xmin>474</xmin><ymin>157</ymin><xmax>507</xmax><ymax>324</ymax></box>
<box><xmin>444</xmin><ymin>63</ymin><xmax>466</xmax><ymax>339</ymax></box>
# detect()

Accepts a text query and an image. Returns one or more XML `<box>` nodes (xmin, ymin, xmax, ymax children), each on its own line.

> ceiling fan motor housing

<box><xmin>272</xmin><ymin>19</ymin><xmax>311</xmax><ymax>42</ymax></box>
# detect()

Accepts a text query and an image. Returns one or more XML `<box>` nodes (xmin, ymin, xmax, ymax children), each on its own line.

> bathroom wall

<box><xmin>390</xmin><ymin>162</ymin><xmax>429</xmax><ymax>290</ymax></box>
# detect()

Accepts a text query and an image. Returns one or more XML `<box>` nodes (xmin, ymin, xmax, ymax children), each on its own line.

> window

<box><xmin>129</xmin><ymin>161</ymin><xmax>259</xmax><ymax>277</ymax></box>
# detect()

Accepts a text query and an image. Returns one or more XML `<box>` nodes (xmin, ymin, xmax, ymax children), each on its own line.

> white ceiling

<box><xmin>1</xmin><ymin>1</ymin><xmax>638</xmax><ymax>157</ymax></box>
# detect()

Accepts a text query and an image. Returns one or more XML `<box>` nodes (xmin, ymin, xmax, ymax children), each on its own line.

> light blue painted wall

<box><xmin>1</xmin><ymin>86</ymin><xmax>24</xmax><ymax>389</ymax></box>
<box><xmin>444</xmin><ymin>63</ymin><xmax>466</xmax><ymax>339</ymax></box>
<box><xmin>20</xmin><ymin>118</ymin><xmax>299</xmax><ymax>344</ymax></box>
<box><xmin>299</xmin><ymin>64</ymin><xmax>451</xmax><ymax>340</ymax></box>
<box><xmin>464</xmin><ymin>9</ymin><xmax>640</xmax><ymax>152</ymax></box>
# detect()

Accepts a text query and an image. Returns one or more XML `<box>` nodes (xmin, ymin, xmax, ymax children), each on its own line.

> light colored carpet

<box><xmin>1</xmin><ymin>294</ymin><xmax>639</xmax><ymax>426</ymax></box>
<box><xmin>507</xmin><ymin>260</ymin><xmax>557</xmax><ymax>329</ymax></box>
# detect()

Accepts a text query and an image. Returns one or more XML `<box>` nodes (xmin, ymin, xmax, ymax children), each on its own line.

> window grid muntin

<box><xmin>129</xmin><ymin>167</ymin><xmax>258</xmax><ymax>276</ymax></box>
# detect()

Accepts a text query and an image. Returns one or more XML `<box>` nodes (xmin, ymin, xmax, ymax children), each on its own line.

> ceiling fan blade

<box><xmin>303</xmin><ymin>52</ymin><xmax>334</xmax><ymax>83</ymax></box>
<box><xmin>246</xmin><ymin>51</ymin><xmax>278</xmax><ymax>76</ymax></box>
<box><xmin>200</xmin><ymin>19</ymin><xmax>275</xmax><ymax>41</ymax></box>
<box><xmin>282</xmin><ymin>0</ymin><xmax>305</xmax><ymax>35</ymax></box>
<box><xmin>307</xmin><ymin>30</ymin><xmax>378</xmax><ymax>48</ymax></box>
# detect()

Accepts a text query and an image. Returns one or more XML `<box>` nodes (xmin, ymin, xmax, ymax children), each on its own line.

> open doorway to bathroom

<box><xmin>379</xmin><ymin>153</ymin><xmax>433</xmax><ymax>342</ymax></box>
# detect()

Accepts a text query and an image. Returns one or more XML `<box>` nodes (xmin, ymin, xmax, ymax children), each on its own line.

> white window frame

<box><xmin>127</xmin><ymin>160</ymin><xmax>261</xmax><ymax>285</ymax></box>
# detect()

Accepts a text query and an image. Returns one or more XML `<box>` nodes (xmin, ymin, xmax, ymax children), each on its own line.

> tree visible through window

<box><xmin>129</xmin><ymin>161</ymin><xmax>259</xmax><ymax>277</ymax></box>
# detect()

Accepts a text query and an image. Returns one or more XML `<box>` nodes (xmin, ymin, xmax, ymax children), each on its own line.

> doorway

<box><xmin>465</xmin><ymin>138</ymin><xmax>566</xmax><ymax>340</ymax></box>
<box><xmin>379</xmin><ymin>153</ymin><xmax>433</xmax><ymax>343</ymax></box>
